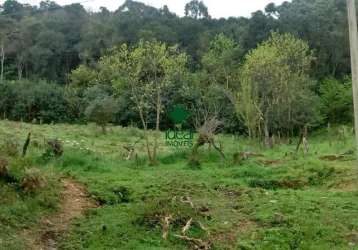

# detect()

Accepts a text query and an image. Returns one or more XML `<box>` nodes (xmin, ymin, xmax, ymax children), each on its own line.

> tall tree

<box><xmin>276</xmin><ymin>0</ymin><xmax>349</xmax><ymax>77</ymax></box>
<box><xmin>86</xmin><ymin>41</ymin><xmax>187</xmax><ymax>164</ymax></box>
<box><xmin>201</xmin><ymin>34</ymin><xmax>242</xmax><ymax>89</ymax></box>
<box><xmin>236</xmin><ymin>33</ymin><xmax>320</xmax><ymax>139</ymax></box>
<box><xmin>0</xmin><ymin>16</ymin><xmax>16</xmax><ymax>82</ymax></box>
<box><xmin>184</xmin><ymin>0</ymin><xmax>210</xmax><ymax>19</ymax></box>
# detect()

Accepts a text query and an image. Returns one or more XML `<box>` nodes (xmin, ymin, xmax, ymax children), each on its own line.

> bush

<box><xmin>85</xmin><ymin>96</ymin><xmax>116</xmax><ymax>133</ymax></box>
<box><xmin>83</xmin><ymin>84</ymin><xmax>113</xmax><ymax>104</ymax></box>
<box><xmin>21</xmin><ymin>167</ymin><xmax>46</xmax><ymax>193</ymax></box>
<box><xmin>44</xmin><ymin>139</ymin><xmax>64</xmax><ymax>158</ymax></box>
<box><xmin>0</xmin><ymin>157</ymin><xmax>9</xmax><ymax>178</ymax></box>
<box><xmin>0</xmin><ymin>80</ymin><xmax>76</xmax><ymax>123</ymax></box>
<box><xmin>320</xmin><ymin>77</ymin><xmax>353</xmax><ymax>124</ymax></box>
<box><xmin>0</xmin><ymin>82</ymin><xmax>15</xmax><ymax>119</ymax></box>
<box><xmin>0</xmin><ymin>137</ymin><xmax>20</xmax><ymax>157</ymax></box>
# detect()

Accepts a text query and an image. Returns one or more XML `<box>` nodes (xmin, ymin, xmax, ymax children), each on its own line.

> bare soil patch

<box><xmin>24</xmin><ymin>179</ymin><xmax>98</xmax><ymax>250</ymax></box>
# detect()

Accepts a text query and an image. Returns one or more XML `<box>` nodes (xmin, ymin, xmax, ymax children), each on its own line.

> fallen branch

<box><xmin>258</xmin><ymin>159</ymin><xmax>282</xmax><ymax>166</ymax></box>
<box><xmin>180</xmin><ymin>196</ymin><xmax>194</xmax><ymax>208</ymax></box>
<box><xmin>210</xmin><ymin>139</ymin><xmax>225</xmax><ymax>159</ymax></box>
<box><xmin>182</xmin><ymin>218</ymin><xmax>193</xmax><ymax>235</ymax></box>
<box><xmin>198</xmin><ymin>221</ymin><xmax>210</xmax><ymax>236</ymax></box>
<box><xmin>123</xmin><ymin>138</ymin><xmax>141</xmax><ymax>160</ymax></box>
<box><xmin>239</xmin><ymin>152</ymin><xmax>264</xmax><ymax>159</ymax></box>
<box><xmin>174</xmin><ymin>234</ymin><xmax>211</xmax><ymax>250</ymax></box>
<box><xmin>319</xmin><ymin>154</ymin><xmax>346</xmax><ymax>161</ymax></box>
<box><xmin>162</xmin><ymin>215</ymin><xmax>172</xmax><ymax>239</ymax></box>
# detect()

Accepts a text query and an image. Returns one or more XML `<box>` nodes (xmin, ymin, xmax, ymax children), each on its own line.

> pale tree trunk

<box><xmin>264</xmin><ymin>122</ymin><xmax>270</xmax><ymax>148</ymax></box>
<box><xmin>138</xmin><ymin>106</ymin><xmax>153</xmax><ymax>164</ymax></box>
<box><xmin>152</xmin><ymin>87</ymin><xmax>161</xmax><ymax>164</ymax></box>
<box><xmin>302</xmin><ymin>126</ymin><xmax>309</xmax><ymax>156</ymax></box>
<box><xmin>0</xmin><ymin>44</ymin><xmax>4</xmax><ymax>83</ymax></box>
<box><xmin>224</xmin><ymin>69</ymin><xmax>229</xmax><ymax>89</ymax></box>
<box><xmin>347</xmin><ymin>0</ymin><xmax>358</xmax><ymax>165</ymax></box>
<box><xmin>17</xmin><ymin>56</ymin><xmax>24</xmax><ymax>80</ymax></box>
<box><xmin>132</xmin><ymin>82</ymin><xmax>154</xmax><ymax>165</ymax></box>
<box><xmin>17</xmin><ymin>63</ymin><xmax>23</xmax><ymax>80</ymax></box>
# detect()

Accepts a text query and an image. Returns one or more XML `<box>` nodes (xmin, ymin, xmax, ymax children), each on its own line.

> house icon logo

<box><xmin>165</xmin><ymin>105</ymin><xmax>193</xmax><ymax>148</ymax></box>
<box><xmin>168</xmin><ymin>105</ymin><xmax>191</xmax><ymax>126</ymax></box>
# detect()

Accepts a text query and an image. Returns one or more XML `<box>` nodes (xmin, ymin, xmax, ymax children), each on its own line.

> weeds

<box><xmin>21</xmin><ymin>167</ymin><xmax>47</xmax><ymax>193</ymax></box>
<box><xmin>0</xmin><ymin>137</ymin><xmax>20</xmax><ymax>156</ymax></box>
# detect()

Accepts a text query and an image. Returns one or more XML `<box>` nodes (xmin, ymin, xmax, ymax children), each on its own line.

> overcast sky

<box><xmin>4</xmin><ymin>0</ymin><xmax>289</xmax><ymax>18</ymax></box>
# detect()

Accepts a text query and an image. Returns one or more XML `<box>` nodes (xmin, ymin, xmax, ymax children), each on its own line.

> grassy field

<box><xmin>0</xmin><ymin>120</ymin><xmax>358</xmax><ymax>250</ymax></box>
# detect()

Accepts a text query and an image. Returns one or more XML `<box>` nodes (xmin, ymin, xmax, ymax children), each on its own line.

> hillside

<box><xmin>0</xmin><ymin>120</ymin><xmax>357</xmax><ymax>249</ymax></box>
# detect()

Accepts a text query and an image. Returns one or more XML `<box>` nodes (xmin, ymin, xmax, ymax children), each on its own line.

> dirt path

<box><xmin>24</xmin><ymin>179</ymin><xmax>98</xmax><ymax>250</ymax></box>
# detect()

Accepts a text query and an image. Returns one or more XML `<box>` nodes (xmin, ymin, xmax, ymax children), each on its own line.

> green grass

<box><xmin>0</xmin><ymin>120</ymin><xmax>358</xmax><ymax>249</ymax></box>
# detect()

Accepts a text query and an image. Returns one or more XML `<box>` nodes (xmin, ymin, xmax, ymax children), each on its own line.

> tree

<box><xmin>7</xmin><ymin>80</ymin><xmax>70</xmax><ymax>123</ymax></box>
<box><xmin>85</xmin><ymin>96</ymin><xmax>116</xmax><ymax>134</ymax></box>
<box><xmin>2</xmin><ymin>0</ymin><xmax>27</xmax><ymax>20</ymax></box>
<box><xmin>320</xmin><ymin>77</ymin><xmax>353</xmax><ymax>124</ymax></box>
<box><xmin>8</xmin><ymin>17</ymin><xmax>35</xmax><ymax>80</ymax></box>
<box><xmin>201</xmin><ymin>34</ymin><xmax>242</xmax><ymax>89</ymax></box>
<box><xmin>184</xmin><ymin>0</ymin><xmax>209</xmax><ymax>19</ymax></box>
<box><xmin>98</xmin><ymin>41</ymin><xmax>187</xmax><ymax>164</ymax></box>
<box><xmin>265</xmin><ymin>3</ymin><xmax>278</xmax><ymax>17</ymax></box>
<box><xmin>0</xmin><ymin>16</ymin><xmax>16</xmax><ymax>83</ymax></box>
<box><xmin>236</xmin><ymin>33</ymin><xmax>320</xmax><ymax>141</ymax></box>
<box><xmin>70</xmin><ymin>65</ymin><xmax>98</xmax><ymax>87</ymax></box>
<box><xmin>276</xmin><ymin>0</ymin><xmax>349</xmax><ymax>77</ymax></box>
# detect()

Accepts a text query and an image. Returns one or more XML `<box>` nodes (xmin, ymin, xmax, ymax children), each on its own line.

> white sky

<box><xmin>2</xmin><ymin>0</ymin><xmax>290</xmax><ymax>18</ymax></box>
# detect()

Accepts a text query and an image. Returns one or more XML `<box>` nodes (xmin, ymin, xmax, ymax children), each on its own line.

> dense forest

<box><xmin>0</xmin><ymin>0</ymin><xmax>354</xmax><ymax>135</ymax></box>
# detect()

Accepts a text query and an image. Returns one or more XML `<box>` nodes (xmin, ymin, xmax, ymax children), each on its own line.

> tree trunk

<box><xmin>264</xmin><ymin>121</ymin><xmax>272</xmax><ymax>148</ymax></box>
<box><xmin>0</xmin><ymin>44</ymin><xmax>4</xmax><ymax>83</ymax></box>
<box><xmin>302</xmin><ymin>137</ymin><xmax>309</xmax><ymax>156</ymax></box>
<box><xmin>101</xmin><ymin>125</ymin><xmax>106</xmax><ymax>134</ymax></box>
<box><xmin>152</xmin><ymin>88</ymin><xmax>161</xmax><ymax>164</ymax></box>
<box><xmin>138</xmin><ymin>105</ymin><xmax>154</xmax><ymax>165</ymax></box>
<box><xmin>209</xmin><ymin>139</ymin><xmax>226</xmax><ymax>160</ymax></box>
<box><xmin>17</xmin><ymin>60</ymin><xmax>23</xmax><ymax>80</ymax></box>
<box><xmin>347</xmin><ymin>0</ymin><xmax>358</xmax><ymax>166</ymax></box>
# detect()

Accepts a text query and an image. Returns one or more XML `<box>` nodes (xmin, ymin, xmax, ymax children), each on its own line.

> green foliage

<box><xmin>0</xmin><ymin>80</ymin><xmax>76</xmax><ymax>123</ymax></box>
<box><xmin>184</xmin><ymin>0</ymin><xmax>210</xmax><ymax>19</ymax></box>
<box><xmin>237</xmin><ymin>33</ymin><xmax>321</xmax><ymax>137</ymax></box>
<box><xmin>83</xmin><ymin>84</ymin><xmax>114</xmax><ymax>104</ymax></box>
<box><xmin>320</xmin><ymin>77</ymin><xmax>353</xmax><ymax>124</ymax></box>
<box><xmin>201</xmin><ymin>33</ymin><xmax>242</xmax><ymax>89</ymax></box>
<box><xmin>70</xmin><ymin>65</ymin><xmax>98</xmax><ymax>87</ymax></box>
<box><xmin>0</xmin><ymin>0</ymin><xmax>353</xmax><ymax>81</ymax></box>
<box><xmin>21</xmin><ymin>167</ymin><xmax>46</xmax><ymax>193</ymax></box>
<box><xmin>0</xmin><ymin>135</ymin><xmax>20</xmax><ymax>157</ymax></box>
<box><xmin>0</xmin><ymin>0</ymin><xmax>355</xmax><ymax>133</ymax></box>
<box><xmin>85</xmin><ymin>96</ymin><xmax>116</xmax><ymax>133</ymax></box>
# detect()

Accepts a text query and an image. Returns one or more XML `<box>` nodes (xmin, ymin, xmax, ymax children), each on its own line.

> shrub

<box><xmin>44</xmin><ymin>139</ymin><xmax>64</xmax><ymax>158</ymax></box>
<box><xmin>0</xmin><ymin>157</ymin><xmax>9</xmax><ymax>178</ymax></box>
<box><xmin>85</xmin><ymin>96</ymin><xmax>116</xmax><ymax>134</ymax></box>
<box><xmin>320</xmin><ymin>77</ymin><xmax>353</xmax><ymax>124</ymax></box>
<box><xmin>21</xmin><ymin>168</ymin><xmax>46</xmax><ymax>193</ymax></box>
<box><xmin>0</xmin><ymin>80</ymin><xmax>74</xmax><ymax>123</ymax></box>
<box><xmin>0</xmin><ymin>137</ymin><xmax>19</xmax><ymax>156</ymax></box>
